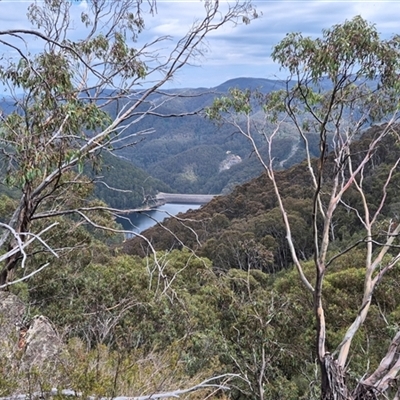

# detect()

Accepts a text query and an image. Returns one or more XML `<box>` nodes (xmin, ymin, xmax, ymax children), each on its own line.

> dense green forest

<box><xmin>1</xmin><ymin>3</ymin><xmax>400</xmax><ymax>400</ymax></box>
<box><xmin>90</xmin><ymin>152</ymin><xmax>171</xmax><ymax>210</ymax></box>
<box><xmin>4</xmin><ymin>123</ymin><xmax>400</xmax><ymax>399</ymax></box>
<box><xmin>109</xmin><ymin>79</ymin><xmax>321</xmax><ymax>194</ymax></box>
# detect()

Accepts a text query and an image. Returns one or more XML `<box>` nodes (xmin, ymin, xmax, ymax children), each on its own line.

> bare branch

<box><xmin>0</xmin><ymin>374</ymin><xmax>239</xmax><ymax>400</ymax></box>
<box><xmin>0</xmin><ymin>263</ymin><xmax>50</xmax><ymax>290</ymax></box>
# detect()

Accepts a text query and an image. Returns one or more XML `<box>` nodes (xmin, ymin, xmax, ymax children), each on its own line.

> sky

<box><xmin>143</xmin><ymin>0</ymin><xmax>400</xmax><ymax>87</ymax></box>
<box><xmin>0</xmin><ymin>0</ymin><xmax>400</xmax><ymax>89</ymax></box>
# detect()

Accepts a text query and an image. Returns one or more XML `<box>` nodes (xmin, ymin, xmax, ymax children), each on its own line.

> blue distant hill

<box><xmin>215</xmin><ymin>77</ymin><xmax>288</xmax><ymax>93</ymax></box>
<box><xmin>0</xmin><ymin>77</ymin><xmax>358</xmax><ymax>196</ymax></box>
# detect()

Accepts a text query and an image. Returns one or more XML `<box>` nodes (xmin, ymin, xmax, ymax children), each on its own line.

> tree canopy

<box><xmin>206</xmin><ymin>16</ymin><xmax>400</xmax><ymax>399</ymax></box>
<box><xmin>5</xmin><ymin>8</ymin><xmax>400</xmax><ymax>400</ymax></box>
<box><xmin>0</xmin><ymin>0</ymin><xmax>257</xmax><ymax>287</ymax></box>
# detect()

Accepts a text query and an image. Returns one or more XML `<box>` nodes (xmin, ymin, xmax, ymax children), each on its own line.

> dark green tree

<box><xmin>208</xmin><ymin>16</ymin><xmax>400</xmax><ymax>399</ymax></box>
<box><xmin>0</xmin><ymin>0</ymin><xmax>257</xmax><ymax>287</ymax></box>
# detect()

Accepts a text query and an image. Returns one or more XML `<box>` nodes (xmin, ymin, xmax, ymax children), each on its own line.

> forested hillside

<box><xmin>90</xmin><ymin>152</ymin><xmax>170</xmax><ymax>210</ymax></box>
<box><xmin>2</xmin><ymin>3</ymin><xmax>400</xmax><ymax>400</ymax></box>
<box><xmin>111</xmin><ymin>78</ymin><xmax>321</xmax><ymax>194</ymax></box>
<box><xmin>122</xmin><ymin>123</ymin><xmax>400</xmax><ymax>271</ymax></box>
<box><xmin>0</xmin><ymin>77</ymin><xmax>320</xmax><ymax>198</ymax></box>
<box><xmin>0</xmin><ymin>151</ymin><xmax>170</xmax><ymax>211</ymax></box>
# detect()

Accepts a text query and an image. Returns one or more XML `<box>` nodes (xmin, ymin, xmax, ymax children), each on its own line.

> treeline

<box><xmin>2</xmin><ymin>123</ymin><xmax>399</xmax><ymax>399</ymax></box>
<box><xmin>122</xmin><ymin>123</ymin><xmax>400</xmax><ymax>273</ymax></box>
<box><xmin>90</xmin><ymin>152</ymin><xmax>170</xmax><ymax>210</ymax></box>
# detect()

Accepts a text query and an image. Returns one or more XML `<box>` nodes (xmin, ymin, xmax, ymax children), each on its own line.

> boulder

<box><xmin>21</xmin><ymin>315</ymin><xmax>62</xmax><ymax>366</ymax></box>
<box><xmin>0</xmin><ymin>292</ymin><xmax>63</xmax><ymax>379</ymax></box>
<box><xmin>0</xmin><ymin>291</ymin><xmax>26</xmax><ymax>359</ymax></box>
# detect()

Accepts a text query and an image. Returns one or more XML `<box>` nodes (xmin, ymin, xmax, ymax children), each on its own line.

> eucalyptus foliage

<box><xmin>208</xmin><ymin>16</ymin><xmax>400</xmax><ymax>399</ymax></box>
<box><xmin>0</xmin><ymin>0</ymin><xmax>257</xmax><ymax>287</ymax></box>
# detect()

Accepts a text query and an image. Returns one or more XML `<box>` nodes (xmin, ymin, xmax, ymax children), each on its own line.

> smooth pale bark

<box><xmin>0</xmin><ymin>374</ymin><xmax>237</xmax><ymax>400</ymax></box>
<box><xmin>0</xmin><ymin>0</ymin><xmax>257</xmax><ymax>286</ymax></box>
<box><xmin>209</xmin><ymin>17</ymin><xmax>400</xmax><ymax>398</ymax></box>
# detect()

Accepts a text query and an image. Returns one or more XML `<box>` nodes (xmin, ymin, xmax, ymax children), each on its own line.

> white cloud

<box><xmin>1</xmin><ymin>0</ymin><xmax>400</xmax><ymax>88</ymax></box>
<box><xmin>77</xmin><ymin>0</ymin><xmax>88</xmax><ymax>9</ymax></box>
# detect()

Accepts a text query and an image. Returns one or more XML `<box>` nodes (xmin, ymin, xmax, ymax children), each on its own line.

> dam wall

<box><xmin>156</xmin><ymin>192</ymin><xmax>218</xmax><ymax>205</ymax></box>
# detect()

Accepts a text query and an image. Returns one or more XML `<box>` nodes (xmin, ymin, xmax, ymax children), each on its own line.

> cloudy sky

<box><xmin>0</xmin><ymin>0</ymin><xmax>399</xmax><ymax>89</ymax></box>
<box><xmin>145</xmin><ymin>0</ymin><xmax>400</xmax><ymax>88</ymax></box>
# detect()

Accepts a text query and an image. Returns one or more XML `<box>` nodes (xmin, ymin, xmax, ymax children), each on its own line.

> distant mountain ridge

<box><xmin>113</xmin><ymin>77</ymin><xmax>320</xmax><ymax>194</ymax></box>
<box><xmin>214</xmin><ymin>77</ymin><xmax>287</xmax><ymax>92</ymax></box>
<box><xmin>0</xmin><ymin>77</ymin><xmax>320</xmax><ymax>198</ymax></box>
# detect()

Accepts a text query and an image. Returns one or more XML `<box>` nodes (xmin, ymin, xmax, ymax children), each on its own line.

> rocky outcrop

<box><xmin>0</xmin><ymin>291</ymin><xmax>63</xmax><ymax>392</ymax></box>
<box><xmin>219</xmin><ymin>152</ymin><xmax>242</xmax><ymax>171</ymax></box>
<box><xmin>20</xmin><ymin>315</ymin><xmax>62</xmax><ymax>366</ymax></box>
<box><xmin>0</xmin><ymin>292</ymin><xmax>26</xmax><ymax>359</ymax></box>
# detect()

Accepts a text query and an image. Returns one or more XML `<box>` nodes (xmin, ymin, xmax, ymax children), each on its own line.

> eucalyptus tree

<box><xmin>208</xmin><ymin>16</ymin><xmax>400</xmax><ymax>399</ymax></box>
<box><xmin>0</xmin><ymin>0</ymin><xmax>257</xmax><ymax>287</ymax></box>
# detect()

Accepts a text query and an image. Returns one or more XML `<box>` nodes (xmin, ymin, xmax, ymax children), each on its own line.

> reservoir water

<box><xmin>118</xmin><ymin>203</ymin><xmax>202</xmax><ymax>235</ymax></box>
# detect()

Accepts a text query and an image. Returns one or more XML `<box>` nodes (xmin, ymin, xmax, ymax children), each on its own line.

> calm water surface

<box><xmin>118</xmin><ymin>203</ymin><xmax>202</xmax><ymax>235</ymax></box>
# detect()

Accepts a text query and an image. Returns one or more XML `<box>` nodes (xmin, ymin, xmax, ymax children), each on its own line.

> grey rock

<box><xmin>219</xmin><ymin>153</ymin><xmax>242</xmax><ymax>171</ymax></box>
<box><xmin>22</xmin><ymin>315</ymin><xmax>62</xmax><ymax>366</ymax></box>
<box><xmin>0</xmin><ymin>292</ymin><xmax>63</xmax><ymax>374</ymax></box>
<box><xmin>0</xmin><ymin>292</ymin><xmax>26</xmax><ymax>358</ymax></box>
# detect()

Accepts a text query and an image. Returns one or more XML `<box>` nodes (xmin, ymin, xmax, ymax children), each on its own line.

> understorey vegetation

<box><xmin>125</xmin><ymin>17</ymin><xmax>400</xmax><ymax>399</ymax></box>
<box><xmin>1</xmin><ymin>4</ymin><xmax>400</xmax><ymax>400</ymax></box>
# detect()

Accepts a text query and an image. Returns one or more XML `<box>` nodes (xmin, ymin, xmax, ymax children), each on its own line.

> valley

<box><xmin>1</xmin><ymin>10</ymin><xmax>400</xmax><ymax>398</ymax></box>
<box><xmin>107</xmin><ymin>77</ymin><xmax>320</xmax><ymax>196</ymax></box>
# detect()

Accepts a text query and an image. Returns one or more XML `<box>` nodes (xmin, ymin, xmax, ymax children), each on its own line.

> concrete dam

<box><xmin>155</xmin><ymin>192</ymin><xmax>218</xmax><ymax>205</ymax></box>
